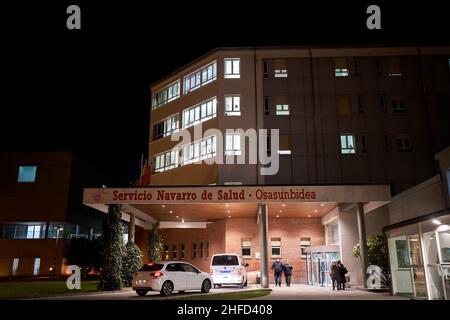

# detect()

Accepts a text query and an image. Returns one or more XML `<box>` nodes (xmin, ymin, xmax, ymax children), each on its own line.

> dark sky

<box><xmin>2</xmin><ymin>2</ymin><xmax>449</xmax><ymax>185</ymax></box>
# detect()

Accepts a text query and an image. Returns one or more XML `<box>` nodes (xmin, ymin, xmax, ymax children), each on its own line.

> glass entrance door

<box><xmin>408</xmin><ymin>235</ymin><xmax>427</xmax><ymax>298</ymax></box>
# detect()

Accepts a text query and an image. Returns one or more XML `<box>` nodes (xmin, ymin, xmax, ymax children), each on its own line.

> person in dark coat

<box><xmin>283</xmin><ymin>259</ymin><xmax>293</xmax><ymax>287</ymax></box>
<box><xmin>330</xmin><ymin>261</ymin><xmax>340</xmax><ymax>290</ymax></box>
<box><xmin>271</xmin><ymin>258</ymin><xmax>284</xmax><ymax>286</ymax></box>
<box><xmin>337</xmin><ymin>260</ymin><xmax>348</xmax><ymax>290</ymax></box>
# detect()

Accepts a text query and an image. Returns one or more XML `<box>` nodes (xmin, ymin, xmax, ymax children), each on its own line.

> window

<box><xmin>33</xmin><ymin>258</ymin><xmax>40</xmax><ymax>276</ymax></box>
<box><xmin>274</xmin><ymin>59</ymin><xmax>288</xmax><ymax>78</ymax></box>
<box><xmin>182</xmin><ymin>263</ymin><xmax>199</xmax><ymax>273</ymax></box>
<box><xmin>361</xmin><ymin>133</ymin><xmax>368</xmax><ymax>153</ymax></box>
<box><xmin>182</xmin><ymin>97</ymin><xmax>217</xmax><ymax>128</ymax></box>
<box><xmin>152</xmin><ymin>149</ymin><xmax>178</xmax><ymax>173</ymax></box>
<box><xmin>225</xmin><ymin>96</ymin><xmax>241</xmax><ymax>116</ymax></box>
<box><xmin>383</xmin><ymin>133</ymin><xmax>391</xmax><ymax>152</ymax></box>
<box><xmin>164</xmin><ymin>245</ymin><xmax>170</xmax><ymax>260</ymax></box>
<box><xmin>340</xmin><ymin>134</ymin><xmax>355</xmax><ymax>154</ymax></box>
<box><xmin>184</xmin><ymin>61</ymin><xmax>217</xmax><ymax>93</ymax></box>
<box><xmin>387</xmin><ymin>57</ymin><xmax>402</xmax><ymax>76</ymax></box>
<box><xmin>180</xmin><ymin>244</ymin><xmax>185</xmax><ymax>259</ymax></box>
<box><xmin>242</xmin><ymin>239</ymin><xmax>251</xmax><ymax>257</ymax></box>
<box><xmin>182</xmin><ymin>135</ymin><xmax>216</xmax><ymax>165</ymax></box>
<box><xmin>271</xmin><ymin>238</ymin><xmax>281</xmax><ymax>258</ymax></box>
<box><xmin>376</xmin><ymin>59</ymin><xmax>383</xmax><ymax>75</ymax></box>
<box><xmin>193</xmin><ymin>243</ymin><xmax>197</xmax><ymax>258</ymax></box>
<box><xmin>379</xmin><ymin>95</ymin><xmax>386</xmax><ymax>113</ymax></box>
<box><xmin>26</xmin><ymin>225</ymin><xmax>44</xmax><ymax>239</ymax></box>
<box><xmin>395</xmin><ymin>239</ymin><xmax>410</xmax><ymax>268</ymax></box>
<box><xmin>354</xmin><ymin>59</ymin><xmax>360</xmax><ymax>76</ymax></box>
<box><xmin>152</xmin><ymin>114</ymin><xmax>179</xmax><ymax>140</ymax></box>
<box><xmin>278</xmin><ymin>134</ymin><xmax>291</xmax><ymax>155</ymax></box>
<box><xmin>396</xmin><ymin>134</ymin><xmax>411</xmax><ymax>152</ymax></box>
<box><xmin>199</xmin><ymin>242</ymin><xmax>204</xmax><ymax>258</ymax></box>
<box><xmin>264</xmin><ymin>97</ymin><xmax>270</xmax><ymax>115</ymax></box>
<box><xmin>327</xmin><ymin>224</ymin><xmax>339</xmax><ymax>244</ymax></box>
<box><xmin>266</xmin><ymin>132</ymin><xmax>271</xmax><ymax>156</ymax></box>
<box><xmin>225</xmin><ymin>133</ymin><xmax>241</xmax><ymax>155</ymax></box>
<box><xmin>336</xmin><ymin>96</ymin><xmax>352</xmax><ymax>115</ymax></box>
<box><xmin>12</xmin><ymin>258</ymin><xmax>19</xmax><ymax>276</ymax></box>
<box><xmin>334</xmin><ymin>58</ymin><xmax>349</xmax><ymax>77</ymax></box>
<box><xmin>172</xmin><ymin>245</ymin><xmax>177</xmax><ymax>259</ymax></box>
<box><xmin>392</xmin><ymin>96</ymin><xmax>406</xmax><ymax>113</ymax></box>
<box><xmin>152</xmin><ymin>81</ymin><xmax>180</xmax><ymax>109</ymax></box>
<box><xmin>357</xmin><ymin>96</ymin><xmax>364</xmax><ymax>113</ymax></box>
<box><xmin>205</xmin><ymin>242</ymin><xmax>209</xmax><ymax>258</ymax></box>
<box><xmin>300</xmin><ymin>237</ymin><xmax>311</xmax><ymax>258</ymax></box>
<box><xmin>18</xmin><ymin>166</ymin><xmax>37</xmax><ymax>183</ymax></box>
<box><xmin>275</xmin><ymin>104</ymin><xmax>289</xmax><ymax>115</ymax></box>
<box><xmin>224</xmin><ymin>58</ymin><xmax>240</xmax><ymax>79</ymax></box>
<box><xmin>263</xmin><ymin>61</ymin><xmax>269</xmax><ymax>78</ymax></box>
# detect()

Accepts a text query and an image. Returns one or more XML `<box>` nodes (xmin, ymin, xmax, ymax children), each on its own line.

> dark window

<box><xmin>180</xmin><ymin>244</ymin><xmax>185</xmax><ymax>259</ymax></box>
<box><xmin>379</xmin><ymin>95</ymin><xmax>386</xmax><ymax>112</ymax></box>
<box><xmin>242</xmin><ymin>247</ymin><xmax>251</xmax><ymax>256</ymax></box>
<box><xmin>182</xmin><ymin>263</ymin><xmax>199</xmax><ymax>273</ymax></box>
<box><xmin>139</xmin><ymin>263</ymin><xmax>164</xmax><ymax>271</ymax></box>
<box><xmin>383</xmin><ymin>133</ymin><xmax>391</xmax><ymax>153</ymax></box>
<box><xmin>396</xmin><ymin>134</ymin><xmax>411</xmax><ymax>152</ymax></box>
<box><xmin>172</xmin><ymin>245</ymin><xmax>177</xmax><ymax>259</ymax></box>
<box><xmin>264</xmin><ymin>97</ymin><xmax>269</xmax><ymax>115</ymax></box>
<box><xmin>205</xmin><ymin>242</ymin><xmax>209</xmax><ymax>258</ymax></box>
<box><xmin>166</xmin><ymin>263</ymin><xmax>184</xmax><ymax>272</ymax></box>
<box><xmin>211</xmin><ymin>255</ymin><xmax>239</xmax><ymax>266</ymax></box>
<box><xmin>263</xmin><ymin>61</ymin><xmax>269</xmax><ymax>78</ymax></box>
<box><xmin>199</xmin><ymin>242</ymin><xmax>203</xmax><ymax>258</ymax></box>
<box><xmin>193</xmin><ymin>243</ymin><xmax>197</xmax><ymax>258</ymax></box>
<box><xmin>354</xmin><ymin>59</ymin><xmax>360</xmax><ymax>76</ymax></box>
<box><xmin>357</xmin><ymin>96</ymin><xmax>364</xmax><ymax>113</ymax></box>
<box><xmin>376</xmin><ymin>59</ymin><xmax>383</xmax><ymax>75</ymax></box>
<box><xmin>266</xmin><ymin>133</ymin><xmax>271</xmax><ymax>156</ymax></box>
<box><xmin>361</xmin><ymin>134</ymin><xmax>368</xmax><ymax>153</ymax></box>
<box><xmin>392</xmin><ymin>97</ymin><xmax>406</xmax><ymax>113</ymax></box>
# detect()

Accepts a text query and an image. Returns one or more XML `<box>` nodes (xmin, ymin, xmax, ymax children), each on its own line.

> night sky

<box><xmin>2</xmin><ymin>2</ymin><xmax>449</xmax><ymax>185</ymax></box>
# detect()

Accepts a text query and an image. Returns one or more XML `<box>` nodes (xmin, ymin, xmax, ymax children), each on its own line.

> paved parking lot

<box><xmin>34</xmin><ymin>283</ymin><xmax>406</xmax><ymax>300</ymax></box>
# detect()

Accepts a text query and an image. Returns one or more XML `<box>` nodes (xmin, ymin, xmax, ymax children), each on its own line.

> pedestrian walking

<box><xmin>271</xmin><ymin>258</ymin><xmax>284</xmax><ymax>286</ymax></box>
<box><xmin>330</xmin><ymin>261</ymin><xmax>340</xmax><ymax>290</ymax></box>
<box><xmin>283</xmin><ymin>259</ymin><xmax>293</xmax><ymax>287</ymax></box>
<box><xmin>337</xmin><ymin>260</ymin><xmax>348</xmax><ymax>290</ymax></box>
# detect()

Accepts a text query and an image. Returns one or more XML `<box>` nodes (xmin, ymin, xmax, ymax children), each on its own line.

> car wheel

<box><xmin>136</xmin><ymin>289</ymin><xmax>148</xmax><ymax>296</ymax></box>
<box><xmin>160</xmin><ymin>281</ymin><xmax>174</xmax><ymax>296</ymax></box>
<box><xmin>201</xmin><ymin>279</ymin><xmax>211</xmax><ymax>293</ymax></box>
<box><xmin>214</xmin><ymin>284</ymin><xmax>217</xmax><ymax>289</ymax></box>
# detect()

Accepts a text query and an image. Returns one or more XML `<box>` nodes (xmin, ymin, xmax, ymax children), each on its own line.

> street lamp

<box><xmin>51</xmin><ymin>226</ymin><xmax>64</xmax><ymax>281</ymax></box>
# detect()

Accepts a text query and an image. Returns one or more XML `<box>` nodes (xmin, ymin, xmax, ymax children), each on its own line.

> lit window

<box><xmin>387</xmin><ymin>57</ymin><xmax>402</xmax><ymax>77</ymax></box>
<box><xmin>26</xmin><ymin>225</ymin><xmax>43</xmax><ymax>239</ymax></box>
<box><xmin>278</xmin><ymin>134</ymin><xmax>291</xmax><ymax>155</ymax></box>
<box><xmin>275</xmin><ymin>104</ymin><xmax>289</xmax><ymax>115</ymax></box>
<box><xmin>152</xmin><ymin>149</ymin><xmax>178</xmax><ymax>173</ymax></box>
<box><xmin>335</xmin><ymin>58</ymin><xmax>349</xmax><ymax>77</ymax></box>
<box><xmin>184</xmin><ymin>61</ymin><xmax>217</xmax><ymax>93</ymax></box>
<box><xmin>271</xmin><ymin>238</ymin><xmax>281</xmax><ymax>258</ymax></box>
<box><xmin>274</xmin><ymin>59</ymin><xmax>288</xmax><ymax>78</ymax></box>
<box><xmin>392</xmin><ymin>96</ymin><xmax>406</xmax><ymax>113</ymax></box>
<box><xmin>340</xmin><ymin>134</ymin><xmax>356</xmax><ymax>154</ymax></box>
<box><xmin>396</xmin><ymin>134</ymin><xmax>411</xmax><ymax>152</ymax></box>
<box><xmin>182</xmin><ymin>136</ymin><xmax>217</xmax><ymax>165</ymax></box>
<box><xmin>225</xmin><ymin>133</ymin><xmax>241</xmax><ymax>155</ymax></box>
<box><xmin>182</xmin><ymin>97</ymin><xmax>217</xmax><ymax>128</ymax></box>
<box><xmin>33</xmin><ymin>258</ymin><xmax>40</xmax><ymax>276</ymax></box>
<box><xmin>242</xmin><ymin>239</ymin><xmax>251</xmax><ymax>257</ymax></box>
<box><xmin>18</xmin><ymin>166</ymin><xmax>37</xmax><ymax>183</ymax></box>
<box><xmin>224</xmin><ymin>58</ymin><xmax>240</xmax><ymax>79</ymax></box>
<box><xmin>152</xmin><ymin>114</ymin><xmax>179</xmax><ymax>141</ymax></box>
<box><xmin>225</xmin><ymin>96</ymin><xmax>241</xmax><ymax>116</ymax></box>
<box><xmin>12</xmin><ymin>258</ymin><xmax>19</xmax><ymax>276</ymax></box>
<box><xmin>164</xmin><ymin>245</ymin><xmax>170</xmax><ymax>260</ymax></box>
<box><xmin>152</xmin><ymin>81</ymin><xmax>180</xmax><ymax>109</ymax></box>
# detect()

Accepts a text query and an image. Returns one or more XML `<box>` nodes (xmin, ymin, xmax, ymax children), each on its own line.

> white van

<box><xmin>210</xmin><ymin>253</ymin><xmax>248</xmax><ymax>288</ymax></box>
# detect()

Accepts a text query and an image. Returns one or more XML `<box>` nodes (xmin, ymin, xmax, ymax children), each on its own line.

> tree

<box><xmin>100</xmin><ymin>204</ymin><xmax>124</xmax><ymax>291</ymax></box>
<box><xmin>353</xmin><ymin>234</ymin><xmax>391</xmax><ymax>288</ymax></box>
<box><xmin>122</xmin><ymin>241</ymin><xmax>143</xmax><ymax>287</ymax></box>
<box><xmin>64</xmin><ymin>237</ymin><xmax>103</xmax><ymax>279</ymax></box>
<box><xmin>148</xmin><ymin>222</ymin><xmax>164</xmax><ymax>262</ymax></box>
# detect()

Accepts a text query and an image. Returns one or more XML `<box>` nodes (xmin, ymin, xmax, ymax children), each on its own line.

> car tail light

<box><xmin>209</xmin><ymin>269</ymin><xmax>214</xmax><ymax>275</ymax></box>
<box><xmin>150</xmin><ymin>271</ymin><xmax>163</xmax><ymax>278</ymax></box>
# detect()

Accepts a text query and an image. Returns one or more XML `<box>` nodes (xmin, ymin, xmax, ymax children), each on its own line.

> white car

<box><xmin>132</xmin><ymin>261</ymin><xmax>213</xmax><ymax>296</ymax></box>
<box><xmin>210</xmin><ymin>253</ymin><xmax>248</xmax><ymax>288</ymax></box>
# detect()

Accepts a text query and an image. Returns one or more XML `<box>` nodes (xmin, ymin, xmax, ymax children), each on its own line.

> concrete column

<box><xmin>356</xmin><ymin>202</ymin><xmax>369</xmax><ymax>287</ymax></box>
<box><xmin>258</xmin><ymin>203</ymin><xmax>269</xmax><ymax>288</ymax></box>
<box><xmin>128</xmin><ymin>212</ymin><xmax>136</xmax><ymax>243</ymax></box>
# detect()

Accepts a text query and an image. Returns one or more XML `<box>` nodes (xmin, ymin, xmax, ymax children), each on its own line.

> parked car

<box><xmin>210</xmin><ymin>253</ymin><xmax>248</xmax><ymax>288</ymax></box>
<box><xmin>132</xmin><ymin>261</ymin><xmax>213</xmax><ymax>296</ymax></box>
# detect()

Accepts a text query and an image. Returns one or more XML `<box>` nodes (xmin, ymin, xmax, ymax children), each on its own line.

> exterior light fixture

<box><xmin>307</xmin><ymin>215</ymin><xmax>311</xmax><ymax>218</ymax></box>
<box><xmin>169</xmin><ymin>210</ymin><xmax>173</xmax><ymax>214</ymax></box>
<box><xmin>227</xmin><ymin>210</ymin><xmax>231</xmax><ymax>214</ymax></box>
<box><xmin>279</xmin><ymin>210</ymin><xmax>282</xmax><ymax>213</ymax></box>
<box><xmin>228</xmin><ymin>215</ymin><xmax>232</xmax><ymax>218</ymax></box>
<box><xmin>432</xmin><ymin>219</ymin><xmax>442</xmax><ymax>225</ymax></box>
<box><xmin>314</xmin><ymin>209</ymin><xmax>318</xmax><ymax>213</ymax></box>
<box><xmin>320</xmin><ymin>203</ymin><xmax>325</xmax><ymax>207</ymax></box>
<box><xmin>276</xmin><ymin>215</ymin><xmax>280</xmax><ymax>218</ymax></box>
<box><xmin>161</xmin><ymin>205</ymin><xmax>165</xmax><ymax>208</ymax></box>
<box><xmin>181</xmin><ymin>219</ymin><xmax>185</xmax><ymax>223</ymax></box>
<box><xmin>282</xmin><ymin>204</ymin><xmax>286</xmax><ymax>207</ymax></box>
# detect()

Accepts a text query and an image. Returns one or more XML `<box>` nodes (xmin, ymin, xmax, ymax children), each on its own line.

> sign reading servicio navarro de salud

<box><xmin>83</xmin><ymin>185</ymin><xmax>390</xmax><ymax>204</ymax></box>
